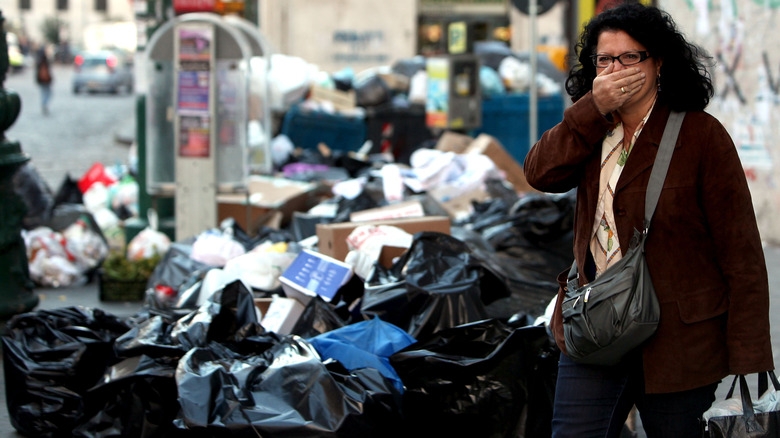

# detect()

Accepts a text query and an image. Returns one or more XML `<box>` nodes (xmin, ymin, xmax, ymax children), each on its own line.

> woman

<box><xmin>35</xmin><ymin>45</ymin><xmax>53</xmax><ymax>115</ymax></box>
<box><xmin>524</xmin><ymin>3</ymin><xmax>774</xmax><ymax>437</ymax></box>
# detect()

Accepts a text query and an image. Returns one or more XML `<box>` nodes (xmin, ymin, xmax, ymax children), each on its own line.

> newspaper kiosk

<box><xmin>144</xmin><ymin>13</ymin><xmax>273</xmax><ymax>239</ymax></box>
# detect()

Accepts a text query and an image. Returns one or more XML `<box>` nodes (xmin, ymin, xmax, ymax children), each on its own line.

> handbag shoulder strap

<box><xmin>644</xmin><ymin>111</ymin><xmax>685</xmax><ymax>230</ymax></box>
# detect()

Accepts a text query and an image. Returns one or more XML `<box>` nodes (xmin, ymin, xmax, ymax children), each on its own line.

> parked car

<box><xmin>72</xmin><ymin>50</ymin><xmax>134</xmax><ymax>94</ymax></box>
<box><xmin>6</xmin><ymin>32</ymin><xmax>26</xmax><ymax>73</ymax></box>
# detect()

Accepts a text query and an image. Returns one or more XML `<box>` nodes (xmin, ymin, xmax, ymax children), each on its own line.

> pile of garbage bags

<box><xmin>4</xmin><ymin>170</ymin><xmax>575</xmax><ymax>436</ymax></box>
<box><xmin>3</xmin><ymin>276</ymin><xmax>559</xmax><ymax>437</ymax></box>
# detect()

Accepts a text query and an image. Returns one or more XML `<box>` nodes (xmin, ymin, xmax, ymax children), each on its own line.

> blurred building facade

<box><xmin>0</xmin><ymin>0</ymin><xmax>134</xmax><ymax>51</ymax></box>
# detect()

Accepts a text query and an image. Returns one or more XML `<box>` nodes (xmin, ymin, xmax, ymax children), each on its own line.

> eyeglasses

<box><xmin>591</xmin><ymin>51</ymin><xmax>651</xmax><ymax>68</ymax></box>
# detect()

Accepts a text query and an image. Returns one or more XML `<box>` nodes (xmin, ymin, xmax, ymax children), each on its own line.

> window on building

<box><xmin>56</xmin><ymin>0</ymin><xmax>67</xmax><ymax>10</ymax></box>
<box><xmin>95</xmin><ymin>0</ymin><xmax>107</xmax><ymax>12</ymax></box>
<box><xmin>19</xmin><ymin>0</ymin><xmax>31</xmax><ymax>11</ymax></box>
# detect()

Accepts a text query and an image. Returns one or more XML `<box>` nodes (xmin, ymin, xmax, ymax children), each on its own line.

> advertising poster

<box><xmin>178</xmin><ymin>70</ymin><xmax>210</xmax><ymax>111</ymax></box>
<box><xmin>426</xmin><ymin>57</ymin><xmax>449</xmax><ymax>128</ymax></box>
<box><xmin>179</xmin><ymin>114</ymin><xmax>211</xmax><ymax>157</ymax></box>
<box><xmin>178</xmin><ymin>26</ymin><xmax>212</xmax><ymax>66</ymax></box>
<box><xmin>176</xmin><ymin>23</ymin><xmax>213</xmax><ymax>158</ymax></box>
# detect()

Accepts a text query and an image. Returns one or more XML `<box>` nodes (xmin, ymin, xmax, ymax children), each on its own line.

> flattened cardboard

<box><xmin>437</xmin><ymin>187</ymin><xmax>491</xmax><ymax>221</ymax></box>
<box><xmin>309</xmin><ymin>85</ymin><xmax>356</xmax><ymax>112</ymax></box>
<box><xmin>349</xmin><ymin>200</ymin><xmax>425</xmax><ymax>222</ymax></box>
<box><xmin>435</xmin><ymin>130</ymin><xmax>474</xmax><ymax>153</ymax></box>
<box><xmin>316</xmin><ymin>215</ymin><xmax>451</xmax><ymax>261</ymax></box>
<box><xmin>465</xmin><ymin>134</ymin><xmax>536</xmax><ymax>193</ymax></box>
<box><xmin>216</xmin><ymin>176</ymin><xmax>322</xmax><ymax>234</ymax></box>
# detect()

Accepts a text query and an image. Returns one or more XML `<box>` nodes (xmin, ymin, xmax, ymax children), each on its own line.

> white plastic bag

<box><xmin>23</xmin><ymin>227</ymin><xmax>81</xmax><ymax>287</ymax></box>
<box><xmin>190</xmin><ymin>230</ymin><xmax>246</xmax><ymax>267</ymax></box>
<box><xmin>344</xmin><ymin>225</ymin><xmax>414</xmax><ymax>279</ymax></box>
<box><xmin>222</xmin><ymin>245</ymin><xmax>297</xmax><ymax>291</ymax></box>
<box><xmin>703</xmin><ymin>378</ymin><xmax>780</xmax><ymax>422</ymax></box>
<box><xmin>126</xmin><ymin>209</ymin><xmax>171</xmax><ymax>261</ymax></box>
<box><xmin>62</xmin><ymin>219</ymin><xmax>109</xmax><ymax>272</ymax></box>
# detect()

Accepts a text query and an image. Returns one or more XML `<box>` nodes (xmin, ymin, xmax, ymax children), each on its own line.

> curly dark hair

<box><xmin>566</xmin><ymin>1</ymin><xmax>714</xmax><ymax>112</ymax></box>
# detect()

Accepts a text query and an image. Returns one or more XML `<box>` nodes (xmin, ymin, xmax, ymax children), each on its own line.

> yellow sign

<box><xmin>448</xmin><ymin>21</ymin><xmax>468</xmax><ymax>54</ymax></box>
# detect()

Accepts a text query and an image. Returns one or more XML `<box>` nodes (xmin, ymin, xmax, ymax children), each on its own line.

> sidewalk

<box><xmin>2</xmin><ymin>245</ymin><xmax>779</xmax><ymax>437</ymax></box>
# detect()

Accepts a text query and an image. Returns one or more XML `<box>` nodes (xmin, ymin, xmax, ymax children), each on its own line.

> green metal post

<box><xmin>0</xmin><ymin>11</ymin><xmax>39</xmax><ymax>319</ymax></box>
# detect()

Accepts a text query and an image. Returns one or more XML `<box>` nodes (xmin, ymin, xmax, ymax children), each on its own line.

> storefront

<box><xmin>417</xmin><ymin>0</ymin><xmax>511</xmax><ymax>56</ymax></box>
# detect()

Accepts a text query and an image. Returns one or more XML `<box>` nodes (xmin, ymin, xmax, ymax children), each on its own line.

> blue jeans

<box><xmin>552</xmin><ymin>353</ymin><xmax>718</xmax><ymax>438</ymax></box>
<box><xmin>40</xmin><ymin>84</ymin><xmax>52</xmax><ymax>111</ymax></box>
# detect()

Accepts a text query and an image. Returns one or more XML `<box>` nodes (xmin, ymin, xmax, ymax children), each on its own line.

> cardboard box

<box><xmin>435</xmin><ymin>130</ymin><xmax>474</xmax><ymax>154</ymax></box>
<box><xmin>279</xmin><ymin>249</ymin><xmax>353</xmax><ymax>305</ymax></box>
<box><xmin>259</xmin><ymin>296</ymin><xmax>306</xmax><ymax>335</ymax></box>
<box><xmin>378</xmin><ymin>245</ymin><xmax>408</xmax><ymax>268</ymax></box>
<box><xmin>217</xmin><ymin>176</ymin><xmax>322</xmax><ymax>234</ymax></box>
<box><xmin>254</xmin><ymin>297</ymin><xmax>273</xmax><ymax>320</ymax></box>
<box><xmin>316</xmin><ymin>215</ymin><xmax>451</xmax><ymax>261</ymax></box>
<box><xmin>309</xmin><ymin>85</ymin><xmax>356</xmax><ymax>112</ymax></box>
<box><xmin>377</xmin><ymin>72</ymin><xmax>411</xmax><ymax>92</ymax></box>
<box><xmin>436</xmin><ymin>187</ymin><xmax>491</xmax><ymax>221</ymax></box>
<box><xmin>465</xmin><ymin>134</ymin><xmax>536</xmax><ymax>193</ymax></box>
<box><xmin>349</xmin><ymin>200</ymin><xmax>425</xmax><ymax>222</ymax></box>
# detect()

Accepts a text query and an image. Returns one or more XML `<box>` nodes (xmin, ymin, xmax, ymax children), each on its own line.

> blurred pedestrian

<box><xmin>524</xmin><ymin>2</ymin><xmax>773</xmax><ymax>437</ymax></box>
<box><xmin>34</xmin><ymin>45</ymin><xmax>53</xmax><ymax>115</ymax></box>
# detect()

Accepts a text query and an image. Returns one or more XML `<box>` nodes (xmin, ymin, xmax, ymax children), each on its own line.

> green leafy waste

<box><xmin>101</xmin><ymin>251</ymin><xmax>162</xmax><ymax>281</ymax></box>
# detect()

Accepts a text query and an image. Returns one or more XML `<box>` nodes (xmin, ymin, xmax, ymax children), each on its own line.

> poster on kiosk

<box><xmin>174</xmin><ymin>22</ymin><xmax>217</xmax><ymax>238</ymax></box>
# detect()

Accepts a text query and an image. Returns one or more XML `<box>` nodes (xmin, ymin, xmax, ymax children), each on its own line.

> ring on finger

<box><xmin>621</xmin><ymin>86</ymin><xmax>627</xmax><ymax>94</ymax></box>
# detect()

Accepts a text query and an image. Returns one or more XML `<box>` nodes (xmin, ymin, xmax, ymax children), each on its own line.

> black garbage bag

<box><xmin>290</xmin><ymin>295</ymin><xmax>347</xmax><ymax>338</ymax></box>
<box><xmin>13</xmin><ymin>161</ymin><xmax>54</xmax><ymax>229</ymax></box>
<box><xmin>460</xmin><ymin>192</ymin><xmax>575</xmax><ymax>318</ymax></box>
<box><xmin>174</xmin><ymin>337</ymin><xmax>403</xmax><ymax>437</ymax></box>
<box><xmin>72</xmin><ymin>355</ymin><xmax>184</xmax><ymax>438</ymax></box>
<box><xmin>361</xmin><ymin>232</ymin><xmax>511</xmax><ymax>339</ymax></box>
<box><xmin>331</xmin><ymin>191</ymin><xmax>381</xmax><ymax>224</ymax></box>
<box><xmin>146</xmin><ymin>241</ymin><xmax>212</xmax><ymax>297</ymax></box>
<box><xmin>170</xmin><ymin>279</ymin><xmax>259</xmax><ymax>350</ymax></box>
<box><xmin>1</xmin><ymin>307</ymin><xmax>131</xmax><ymax>437</ymax></box>
<box><xmin>113</xmin><ymin>312</ymin><xmax>190</xmax><ymax>359</ymax></box>
<box><xmin>52</xmin><ymin>172</ymin><xmax>84</xmax><ymax>207</ymax></box>
<box><xmin>354</xmin><ymin>73</ymin><xmax>391</xmax><ymax>108</ymax></box>
<box><xmin>390</xmin><ymin>321</ymin><xmax>558</xmax><ymax>438</ymax></box>
<box><xmin>115</xmin><ymin>280</ymin><xmax>259</xmax><ymax>357</ymax></box>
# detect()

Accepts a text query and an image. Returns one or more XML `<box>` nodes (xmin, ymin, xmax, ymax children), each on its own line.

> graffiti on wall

<box><xmin>684</xmin><ymin>0</ymin><xmax>777</xmax><ymax>175</ymax></box>
<box><xmin>676</xmin><ymin>0</ymin><xmax>780</xmax><ymax>241</ymax></box>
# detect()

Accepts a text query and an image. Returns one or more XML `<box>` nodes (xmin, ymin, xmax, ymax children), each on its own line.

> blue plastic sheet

<box><xmin>308</xmin><ymin>317</ymin><xmax>416</xmax><ymax>392</ymax></box>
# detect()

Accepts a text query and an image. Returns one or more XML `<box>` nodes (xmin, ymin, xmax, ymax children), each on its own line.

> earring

<box><xmin>657</xmin><ymin>74</ymin><xmax>662</xmax><ymax>92</ymax></box>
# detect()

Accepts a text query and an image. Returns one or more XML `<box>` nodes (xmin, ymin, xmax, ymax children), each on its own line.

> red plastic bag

<box><xmin>78</xmin><ymin>162</ymin><xmax>117</xmax><ymax>194</ymax></box>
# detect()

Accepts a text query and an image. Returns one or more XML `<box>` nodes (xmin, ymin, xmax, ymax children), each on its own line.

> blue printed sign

<box><xmin>280</xmin><ymin>250</ymin><xmax>352</xmax><ymax>303</ymax></box>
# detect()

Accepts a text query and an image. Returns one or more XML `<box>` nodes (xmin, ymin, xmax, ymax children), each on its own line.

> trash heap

<box><xmin>255</xmin><ymin>50</ymin><xmax>564</xmax><ymax>169</ymax></box>
<box><xmin>6</xmin><ymin>48</ymin><xmax>575</xmax><ymax>438</ymax></box>
<box><xmin>14</xmin><ymin>160</ymin><xmax>138</xmax><ymax>288</ymax></box>
<box><xmin>5</xmin><ymin>130</ymin><xmax>575</xmax><ymax>437</ymax></box>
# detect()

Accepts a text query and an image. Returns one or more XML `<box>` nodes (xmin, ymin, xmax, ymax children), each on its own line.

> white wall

<box><xmin>260</xmin><ymin>0</ymin><xmax>417</xmax><ymax>73</ymax></box>
<box><xmin>661</xmin><ymin>1</ymin><xmax>780</xmax><ymax>244</ymax></box>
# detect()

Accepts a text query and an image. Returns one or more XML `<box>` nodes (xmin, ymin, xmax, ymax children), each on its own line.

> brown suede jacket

<box><xmin>524</xmin><ymin>92</ymin><xmax>774</xmax><ymax>393</ymax></box>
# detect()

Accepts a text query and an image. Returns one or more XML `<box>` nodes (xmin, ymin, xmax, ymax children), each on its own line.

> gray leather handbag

<box><xmin>561</xmin><ymin>111</ymin><xmax>685</xmax><ymax>366</ymax></box>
